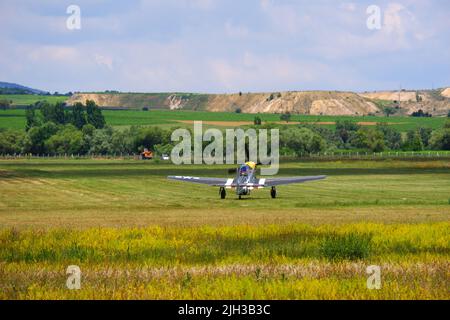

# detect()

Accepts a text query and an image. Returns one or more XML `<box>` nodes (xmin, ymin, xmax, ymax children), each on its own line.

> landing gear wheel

<box><xmin>220</xmin><ymin>187</ymin><xmax>226</xmax><ymax>199</ymax></box>
<box><xmin>270</xmin><ymin>187</ymin><xmax>277</xmax><ymax>199</ymax></box>
<box><xmin>238</xmin><ymin>195</ymin><xmax>242</xmax><ymax>200</ymax></box>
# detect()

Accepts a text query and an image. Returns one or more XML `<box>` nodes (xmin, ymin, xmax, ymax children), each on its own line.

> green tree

<box><xmin>383</xmin><ymin>106</ymin><xmax>396</xmax><ymax>117</ymax></box>
<box><xmin>429</xmin><ymin>129</ymin><xmax>450</xmax><ymax>150</ymax></box>
<box><xmin>254</xmin><ymin>116</ymin><xmax>262</xmax><ymax>125</ymax></box>
<box><xmin>335</xmin><ymin>120</ymin><xmax>360</xmax><ymax>145</ymax></box>
<box><xmin>154</xmin><ymin>143</ymin><xmax>173</xmax><ymax>156</ymax></box>
<box><xmin>280</xmin><ymin>127</ymin><xmax>326</xmax><ymax>155</ymax></box>
<box><xmin>110</xmin><ymin>128</ymin><xmax>136</xmax><ymax>154</ymax></box>
<box><xmin>403</xmin><ymin>130</ymin><xmax>424</xmax><ymax>151</ymax></box>
<box><xmin>418</xmin><ymin>127</ymin><xmax>433</xmax><ymax>148</ymax></box>
<box><xmin>71</xmin><ymin>103</ymin><xmax>87</xmax><ymax>129</ymax></box>
<box><xmin>134</xmin><ymin>126</ymin><xmax>169</xmax><ymax>152</ymax></box>
<box><xmin>25</xmin><ymin>106</ymin><xmax>41</xmax><ymax>131</ymax></box>
<box><xmin>54</xmin><ymin>102</ymin><xmax>66</xmax><ymax>125</ymax></box>
<box><xmin>22</xmin><ymin>122</ymin><xmax>58</xmax><ymax>154</ymax></box>
<box><xmin>81</xmin><ymin>123</ymin><xmax>95</xmax><ymax>136</ymax></box>
<box><xmin>86</xmin><ymin>100</ymin><xmax>105</xmax><ymax>129</ymax></box>
<box><xmin>44</xmin><ymin>125</ymin><xmax>84</xmax><ymax>154</ymax></box>
<box><xmin>352</xmin><ymin>128</ymin><xmax>385</xmax><ymax>152</ymax></box>
<box><xmin>280</xmin><ymin>112</ymin><xmax>291</xmax><ymax>123</ymax></box>
<box><xmin>377</xmin><ymin>123</ymin><xmax>402</xmax><ymax>150</ymax></box>
<box><xmin>89</xmin><ymin>127</ymin><xmax>114</xmax><ymax>154</ymax></box>
<box><xmin>0</xmin><ymin>99</ymin><xmax>11</xmax><ymax>110</ymax></box>
<box><xmin>0</xmin><ymin>129</ymin><xmax>25</xmax><ymax>154</ymax></box>
<box><xmin>80</xmin><ymin>124</ymin><xmax>96</xmax><ymax>154</ymax></box>
<box><xmin>411</xmin><ymin>109</ymin><xmax>432</xmax><ymax>117</ymax></box>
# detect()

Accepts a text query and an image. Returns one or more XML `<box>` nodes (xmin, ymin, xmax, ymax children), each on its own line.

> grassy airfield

<box><xmin>0</xmin><ymin>159</ymin><xmax>449</xmax><ymax>299</ymax></box>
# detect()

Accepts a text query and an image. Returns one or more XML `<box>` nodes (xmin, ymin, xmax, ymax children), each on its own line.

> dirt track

<box><xmin>175</xmin><ymin>120</ymin><xmax>396</xmax><ymax>127</ymax></box>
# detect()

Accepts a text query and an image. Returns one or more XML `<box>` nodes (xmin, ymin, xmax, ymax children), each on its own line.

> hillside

<box><xmin>359</xmin><ymin>89</ymin><xmax>450</xmax><ymax>116</ymax></box>
<box><xmin>0</xmin><ymin>81</ymin><xmax>48</xmax><ymax>95</ymax></box>
<box><xmin>68</xmin><ymin>91</ymin><xmax>379</xmax><ymax>116</ymax></box>
<box><xmin>441</xmin><ymin>88</ymin><xmax>450</xmax><ymax>98</ymax></box>
<box><xmin>68</xmin><ymin>89</ymin><xmax>450</xmax><ymax>116</ymax></box>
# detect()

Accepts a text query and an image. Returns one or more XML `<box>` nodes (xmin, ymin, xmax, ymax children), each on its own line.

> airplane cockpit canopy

<box><xmin>239</xmin><ymin>164</ymin><xmax>249</xmax><ymax>176</ymax></box>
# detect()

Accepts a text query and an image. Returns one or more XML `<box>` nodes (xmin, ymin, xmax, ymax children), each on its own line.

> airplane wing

<box><xmin>263</xmin><ymin>175</ymin><xmax>326</xmax><ymax>186</ymax></box>
<box><xmin>167</xmin><ymin>176</ymin><xmax>232</xmax><ymax>187</ymax></box>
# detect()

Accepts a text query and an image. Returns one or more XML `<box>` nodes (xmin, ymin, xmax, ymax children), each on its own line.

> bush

<box><xmin>45</xmin><ymin>125</ymin><xmax>84</xmax><ymax>154</ymax></box>
<box><xmin>377</xmin><ymin>123</ymin><xmax>402</xmax><ymax>150</ymax></box>
<box><xmin>89</xmin><ymin>127</ymin><xmax>114</xmax><ymax>154</ymax></box>
<box><xmin>336</xmin><ymin>120</ymin><xmax>360</xmax><ymax>145</ymax></box>
<box><xmin>280</xmin><ymin>112</ymin><xmax>291</xmax><ymax>123</ymax></box>
<box><xmin>403</xmin><ymin>130</ymin><xmax>424</xmax><ymax>151</ymax></box>
<box><xmin>280</xmin><ymin>127</ymin><xmax>326</xmax><ymax>155</ymax></box>
<box><xmin>429</xmin><ymin>129</ymin><xmax>450</xmax><ymax>150</ymax></box>
<box><xmin>411</xmin><ymin>109</ymin><xmax>432</xmax><ymax>117</ymax></box>
<box><xmin>135</xmin><ymin>126</ymin><xmax>169</xmax><ymax>151</ymax></box>
<box><xmin>320</xmin><ymin>232</ymin><xmax>372</xmax><ymax>261</ymax></box>
<box><xmin>22</xmin><ymin>122</ymin><xmax>59</xmax><ymax>154</ymax></box>
<box><xmin>352</xmin><ymin>127</ymin><xmax>385</xmax><ymax>152</ymax></box>
<box><xmin>0</xmin><ymin>130</ymin><xmax>24</xmax><ymax>154</ymax></box>
<box><xmin>0</xmin><ymin>99</ymin><xmax>11</xmax><ymax>110</ymax></box>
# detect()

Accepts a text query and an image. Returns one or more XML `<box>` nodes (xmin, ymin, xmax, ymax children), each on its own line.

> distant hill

<box><xmin>359</xmin><ymin>88</ymin><xmax>450</xmax><ymax>116</ymax></box>
<box><xmin>0</xmin><ymin>81</ymin><xmax>48</xmax><ymax>95</ymax></box>
<box><xmin>68</xmin><ymin>88</ymin><xmax>450</xmax><ymax>116</ymax></box>
<box><xmin>67</xmin><ymin>91</ymin><xmax>379</xmax><ymax>115</ymax></box>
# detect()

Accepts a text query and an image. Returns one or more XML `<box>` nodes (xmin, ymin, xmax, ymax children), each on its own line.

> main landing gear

<box><xmin>220</xmin><ymin>187</ymin><xmax>226</xmax><ymax>199</ymax></box>
<box><xmin>270</xmin><ymin>186</ymin><xmax>277</xmax><ymax>199</ymax></box>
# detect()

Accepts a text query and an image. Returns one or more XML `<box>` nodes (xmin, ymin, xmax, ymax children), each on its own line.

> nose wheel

<box><xmin>220</xmin><ymin>187</ymin><xmax>226</xmax><ymax>199</ymax></box>
<box><xmin>270</xmin><ymin>186</ymin><xmax>277</xmax><ymax>199</ymax></box>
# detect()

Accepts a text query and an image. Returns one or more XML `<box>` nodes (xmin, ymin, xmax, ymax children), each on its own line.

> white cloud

<box><xmin>94</xmin><ymin>54</ymin><xmax>114</xmax><ymax>70</ymax></box>
<box><xmin>0</xmin><ymin>1</ymin><xmax>448</xmax><ymax>92</ymax></box>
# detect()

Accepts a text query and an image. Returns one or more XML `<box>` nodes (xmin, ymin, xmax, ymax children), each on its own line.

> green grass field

<box><xmin>0</xmin><ymin>108</ymin><xmax>447</xmax><ymax>131</ymax></box>
<box><xmin>0</xmin><ymin>94</ymin><xmax>68</xmax><ymax>106</ymax></box>
<box><xmin>0</xmin><ymin>159</ymin><xmax>449</xmax><ymax>299</ymax></box>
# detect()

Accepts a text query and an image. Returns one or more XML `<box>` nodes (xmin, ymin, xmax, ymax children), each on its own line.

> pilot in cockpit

<box><xmin>239</xmin><ymin>164</ymin><xmax>249</xmax><ymax>176</ymax></box>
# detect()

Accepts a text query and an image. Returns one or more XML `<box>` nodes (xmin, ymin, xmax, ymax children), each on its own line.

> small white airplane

<box><xmin>168</xmin><ymin>161</ymin><xmax>326</xmax><ymax>199</ymax></box>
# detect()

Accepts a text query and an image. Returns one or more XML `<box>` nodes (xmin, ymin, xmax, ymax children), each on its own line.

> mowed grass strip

<box><xmin>0</xmin><ymin>159</ymin><xmax>449</xmax><ymax>228</ymax></box>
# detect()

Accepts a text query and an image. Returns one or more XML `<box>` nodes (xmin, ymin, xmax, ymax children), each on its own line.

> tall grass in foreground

<box><xmin>0</xmin><ymin>223</ymin><xmax>448</xmax><ymax>299</ymax></box>
<box><xmin>1</xmin><ymin>223</ymin><xmax>448</xmax><ymax>264</ymax></box>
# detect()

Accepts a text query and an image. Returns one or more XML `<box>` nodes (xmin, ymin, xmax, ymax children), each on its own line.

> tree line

<box><xmin>276</xmin><ymin>120</ymin><xmax>450</xmax><ymax>155</ymax></box>
<box><xmin>0</xmin><ymin>101</ymin><xmax>449</xmax><ymax>156</ymax></box>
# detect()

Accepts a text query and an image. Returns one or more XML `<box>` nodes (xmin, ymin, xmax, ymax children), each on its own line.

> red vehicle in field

<box><xmin>140</xmin><ymin>148</ymin><xmax>153</xmax><ymax>160</ymax></box>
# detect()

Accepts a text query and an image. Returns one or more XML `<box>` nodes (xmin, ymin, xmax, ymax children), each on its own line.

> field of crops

<box><xmin>0</xmin><ymin>108</ymin><xmax>447</xmax><ymax>131</ymax></box>
<box><xmin>0</xmin><ymin>159</ymin><xmax>449</xmax><ymax>299</ymax></box>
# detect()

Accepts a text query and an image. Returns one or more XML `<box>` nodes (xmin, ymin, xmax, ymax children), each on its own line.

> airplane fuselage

<box><xmin>236</xmin><ymin>169</ymin><xmax>258</xmax><ymax>196</ymax></box>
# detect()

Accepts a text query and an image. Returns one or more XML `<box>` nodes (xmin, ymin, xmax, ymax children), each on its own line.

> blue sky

<box><xmin>1</xmin><ymin>0</ymin><xmax>449</xmax><ymax>93</ymax></box>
